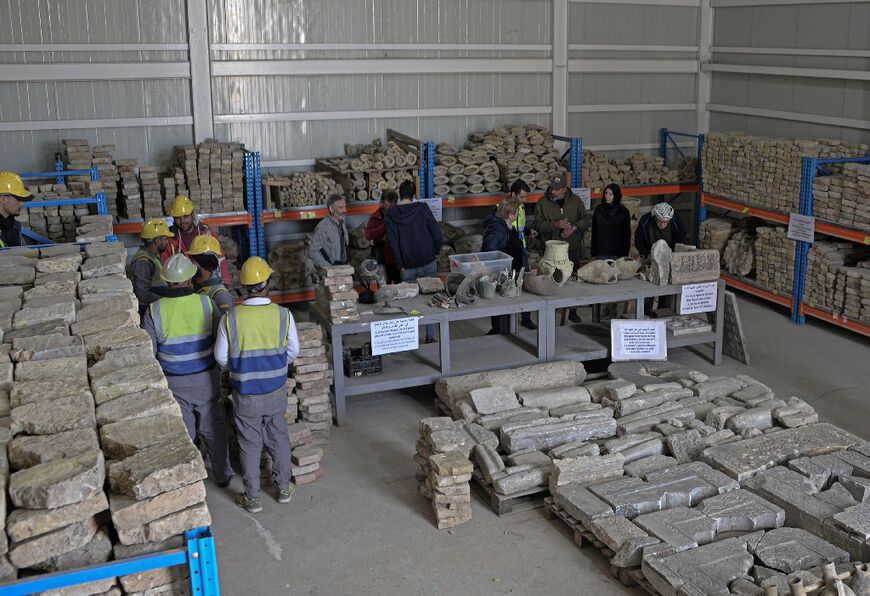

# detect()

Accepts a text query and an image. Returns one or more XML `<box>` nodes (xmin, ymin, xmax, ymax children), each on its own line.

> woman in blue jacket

<box><xmin>482</xmin><ymin>199</ymin><xmax>536</xmax><ymax>333</ymax></box>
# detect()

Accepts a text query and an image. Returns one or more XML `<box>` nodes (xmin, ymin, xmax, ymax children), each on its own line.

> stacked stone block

<box><xmin>433</xmin><ymin>141</ymin><xmax>502</xmax><ymax>196</ymax></box>
<box><xmin>814</xmin><ymin>163</ymin><xmax>870</xmax><ymax>230</ymax></box>
<box><xmin>699</xmin><ymin>218</ymin><xmax>733</xmax><ymax>256</ymax></box>
<box><xmin>583</xmin><ymin>151</ymin><xmax>693</xmax><ymax>187</ymax></box>
<box><xmin>315</xmin><ymin>265</ymin><xmax>359</xmax><ymax>324</ymax></box>
<box><xmin>0</xmin><ymin>242</ymin><xmax>212</xmax><ymax>593</ymax></box>
<box><xmin>139</xmin><ymin>166</ymin><xmax>163</xmax><ymax>219</ymax></box>
<box><xmin>755</xmin><ymin>226</ymin><xmax>795</xmax><ymax>294</ymax></box>
<box><xmin>290</xmin><ymin>322</ymin><xmax>333</xmax><ymax>449</ymax></box>
<box><xmin>415</xmin><ymin>418</ymin><xmax>473</xmax><ymax>529</ymax></box>
<box><xmin>173</xmin><ymin>140</ymin><xmax>245</xmax><ymax>214</ymax></box>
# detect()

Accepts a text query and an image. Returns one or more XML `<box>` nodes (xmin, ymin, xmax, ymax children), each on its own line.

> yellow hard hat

<box><xmin>240</xmin><ymin>257</ymin><xmax>273</xmax><ymax>286</ymax></box>
<box><xmin>161</xmin><ymin>254</ymin><xmax>197</xmax><ymax>283</ymax></box>
<box><xmin>140</xmin><ymin>218</ymin><xmax>175</xmax><ymax>240</ymax></box>
<box><xmin>188</xmin><ymin>234</ymin><xmax>221</xmax><ymax>256</ymax></box>
<box><xmin>0</xmin><ymin>172</ymin><xmax>34</xmax><ymax>201</ymax></box>
<box><xmin>169</xmin><ymin>195</ymin><xmax>195</xmax><ymax>217</ymax></box>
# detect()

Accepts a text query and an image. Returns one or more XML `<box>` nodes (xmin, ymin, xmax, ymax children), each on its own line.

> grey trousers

<box><xmin>167</xmin><ymin>368</ymin><xmax>234</xmax><ymax>485</ymax></box>
<box><xmin>233</xmin><ymin>383</ymin><xmax>293</xmax><ymax>499</ymax></box>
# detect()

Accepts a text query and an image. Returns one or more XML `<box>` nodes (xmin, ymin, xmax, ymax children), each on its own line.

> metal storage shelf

<box><xmin>113</xmin><ymin>211</ymin><xmax>252</xmax><ymax>234</ymax></box>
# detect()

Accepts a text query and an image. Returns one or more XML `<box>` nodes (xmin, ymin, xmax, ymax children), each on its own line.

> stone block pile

<box><xmin>722</xmin><ymin>229</ymin><xmax>755</xmax><ymax>277</ymax></box>
<box><xmin>264</xmin><ymin>173</ymin><xmax>343</xmax><ymax>209</ymax></box>
<box><xmin>414</xmin><ymin>417</ymin><xmax>483</xmax><ymax>529</ymax></box>
<box><xmin>468</xmin><ymin>124</ymin><xmax>563</xmax><ymax>192</ymax></box>
<box><xmin>433</xmin><ymin>142</ymin><xmax>502</xmax><ymax>196</ymax></box>
<box><xmin>0</xmin><ymin>242</ymin><xmax>212</xmax><ymax>593</ymax></box>
<box><xmin>315</xmin><ymin>265</ymin><xmax>359</xmax><ymax>324</ymax></box>
<box><xmin>806</xmin><ymin>241</ymin><xmax>870</xmax><ymax>322</ymax></box>
<box><xmin>814</xmin><ymin>163</ymin><xmax>870</xmax><ymax>230</ymax></box>
<box><xmin>582</xmin><ymin>151</ymin><xmax>694</xmax><ymax>187</ymax></box>
<box><xmin>173</xmin><ymin>140</ymin><xmax>245</xmax><ymax>214</ymax></box>
<box><xmin>755</xmin><ymin>226</ymin><xmax>795</xmax><ymax>294</ymax></box>
<box><xmin>139</xmin><ymin>166</ymin><xmax>163</xmax><ymax>218</ymax></box>
<box><xmin>317</xmin><ymin>140</ymin><xmax>417</xmax><ymax>202</ymax></box>
<box><xmin>17</xmin><ymin>186</ymin><xmax>93</xmax><ymax>244</ymax></box>
<box><xmin>268</xmin><ymin>241</ymin><xmax>312</xmax><ymax>291</ymax></box>
<box><xmin>290</xmin><ymin>322</ymin><xmax>333</xmax><ymax>449</ymax></box>
<box><xmin>701</xmin><ymin>132</ymin><xmax>867</xmax><ymax>212</ymax></box>
<box><xmin>63</xmin><ymin>139</ymin><xmax>119</xmax><ymax>218</ymax></box>
<box><xmin>116</xmin><ymin>159</ymin><xmax>142</xmax><ymax>219</ymax></box>
<box><xmin>699</xmin><ymin>218</ymin><xmax>733</xmax><ymax>256</ymax></box>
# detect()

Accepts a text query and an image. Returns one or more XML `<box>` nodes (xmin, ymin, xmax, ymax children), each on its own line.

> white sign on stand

<box><xmin>370</xmin><ymin>317</ymin><xmax>420</xmax><ymax>356</ymax></box>
<box><xmin>611</xmin><ymin>320</ymin><xmax>667</xmax><ymax>361</ymax></box>
<box><xmin>421</xmin><ymin>197</ymin><xmax>443</xmax><ymax>222</ymax></box>
<box><xmin>572</xmin><ymin>187</ymin><xmax>592</xmax><ymax>211</ymax></box>
<box><xmin>787</xmin><ymin>213</ymin><xmax>815</xmax><ymax>244</ymax></box>
<box><xmin>679</xmin><ymin>282</ymin><xmax>718</xmax><ymax>315</ymax></box>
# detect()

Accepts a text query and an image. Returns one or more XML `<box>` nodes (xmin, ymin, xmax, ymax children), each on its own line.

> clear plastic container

<box><xmin>449</xmin><ymin>251</ymin><xmax>513</xmax><ymax>277</ymax></box>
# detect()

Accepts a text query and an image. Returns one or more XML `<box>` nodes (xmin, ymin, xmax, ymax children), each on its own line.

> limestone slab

<box><xmin>100</xmin><ymin>415</ymin><xmax>189</xmax><ymax>460</ymax></box>
<box><xmin>14</xmin><ymin>356</ymin><xmax>87</xmax><ymax>383</ymax></box>
<box><xmin>8</xmin><ymin>516</ymin><xmax>99</xmax><ymax>569</ymax></box>
<box><xmin>77</xmin><ymin>275</ymin><xmax>133</xmax><ymax>297</ymax></box>
<box><xmin>9</xmin><ymin>450</ymin><xmax>105</xmax><ymax>509</ymax></box>
<box><xmin>517</xmin><ymin>386</ymin><xmax>591</xmax><ymax>409</ymax></box>
<box><xmin>754</xmin><ymin>527</ymin><xmax>849</xmax><ymax>573</ymax></box>
<box><xmin>10</xmin><ymin>334</ymin><xmax>84</xmax><ymax>362</ymax></box>
<box><xmin>9</xmin><ymin>427</ymin><xmax>100</xmax><ymax>469</ymax></box>
<box><xmin>33</xmin><ymin>526</ymin><xmax>112</xmax><ymax>573</ymax></box>
<box><xmin>469</xmin><ymin>385</ymin><xmax>520</xmax><ymax>414</ymax></box>
<box><xmin>111</xmin><ymin>482</ymin><xmax>207</xmax><ymax>530</ymax></box>
<box><xmin>6</xmin><ymin>492</ymin><xmax>108</xmax><ymax>542</ymax></box>
<box><xmin>80</xmin><ymin>253</ymin><xmax>126</xmax><ymax>279</ymax></box>
<box><xmin>589</xmin><ymin>515</ymin><xmax>649</xmax><ymax>552</ymax></box>
<box><xmin>71</xmin><ymin>311</ymin><xmax>138</xmax><ymax>337</ymax></box>
<box><xmin>642</xmin><ymin>536</ymin><xmax>754</xmax><ymax>596</ymax></box>
<box><xmin>701</xmin><ymin>423</ymin><xmax>863</xmax><ymax>482</ymax></box>
<box><xmin>0</xmin><ymin>266</ymin><xmax>35</xmax><ymax>286</ymax></box>
<box><xmin>491</xmin><ymin>465</ymin><xmax>548</xmax><ymax>495</ymax></box>
<box><xmin>551</xmin><ymin>453</ymin><xmax>624</xmax><ymax>488</ymax></box>
<box><xmin>13</xmin><ymin>302</ymin><xmax>76</xmax><ymax>330</ymax></box>
<box><xmin>473</xmin><ymin>443</ymin><xmax>505</xmax><ymax>484</ymax></box>
<box><xmin>2</xmin><ymin>319</ymin><xmax>69</xmax><ymax>342</ymax></box>
<box><xmin>119</xmin><ymin>564</ymin><xmax>188</xmax><ymax>593</ymax></box>
<box><xmin>95</xmin><ymin>388</ymin><xmax>180</xmax><ymax>426</ymax></box>
<box><xmin>549</xmin><ymin>441</ymin><xmax>599</xmax><ymax>459</ymax></box>
<box><xmin>624</xmin><ymin>455</ymin><xmax>679</xmax><ymax>479</ymax></box>
<box><xmin>696</xmin><ymin>488</ymin><xmax>785</xmax><ymax>533</ymax></box>
<box><xmin>36</xmin><ymin>254</ymin><xmax>81</xmax><ymax>273</ymax></box>
<box><xmin>744</xmin><ymin>467</ymin><xmax>837</xmax><ymax>535</ymax></box>
<box><xmin>11</xmin><ymin>393</ymin><xmax>95</xmax><ymax>436</ymax></box>
<box><xmin>634</xmin><ymin>506</ymin><xmax>718</xmax><ymax>552</ymax></box>
<box><xmin>666</xmin><ymin>429</ymin><xmax>705</xmax><ymax>464</ymax></box>
<box><xmin>75</xmin><ymin>294</ymin><xmax>138</xmax><ymax>323</ymax></box>
<box><xmin>553</xmin><ymin>482</ymin><xmax>614</xmax><ymax>527</ymax></box>
<box><xmin>9</xmin><ymin>380</ymin><xmax>91</xmax><ymax>408</ymax></box>
<box><xmin>108</xmin><ymin>438</ymin><xmax>207</xmax><ymax>500</ymax></box>
<box><xmin>91</xmin><ymin>363</ymin><xmax>168</xmax><ymax>405</ymax></box>
<box><xmin>501</xmin><ymin>417</ymin><xmax>616</xmax><ymax>453</ymax></box>
<box><xmin>87</xmin><ymin>344</ymin><xmax>155</xmax><ymax>380</ymax></box>
<box><xmin>832</xmin><ymin>504</ymin><xmax>870</xmax><ymax>540</ymax></box>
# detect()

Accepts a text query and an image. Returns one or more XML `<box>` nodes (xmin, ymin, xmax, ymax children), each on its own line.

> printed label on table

<box><xmin>611</xmin><ymin>320</ymin><xmax>667</xmax><ymax>361</ymax></box>
<box><xmin>572</xmin><ymin>187</ymin><xmax>592</xmax><ymax>211</ymax></box>
<box><xmin>370</xmin><ymin>317</ymin><xmax>420</xmax><ymax>356</ymax></box>
<box><xmin>679</xmin><ymin>282</ymin><xmax>718</xmax><ymax>315</ymax></box>
<box><xmin>421</xmin><ymin>197</ymin><xmax>443</xmax><ymax>222</ymax></box>
<box><xmin>787</xmin><ymin>213</ymin><xmax>815</xmax><ymax>244</ymax></box>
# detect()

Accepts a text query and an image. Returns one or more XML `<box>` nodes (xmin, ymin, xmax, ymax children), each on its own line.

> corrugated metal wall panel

<box><xmin>569</xmin><ymin>3</ymin><xmax>698</xmax><ymax>46</ymax></box>
<box><xmin>568</xmin><ymin>110</ymin><xmax>695</xmax><ymax>147</ymax></box>
<box><xmin>569</xmin><ymin>73</ymin><xmax>696</xmax><ymax>104</ymax></box>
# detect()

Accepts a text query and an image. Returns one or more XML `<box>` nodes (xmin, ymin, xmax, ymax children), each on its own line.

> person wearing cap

<box><xmin>142</xmin><ymin>253</ymin><xmax>234</xmax><ymax>489</ymax></box>
<box><xmin>308</xmin><ymin>194</ymin><xmax>349</xmax><ymax>269</ymax></box>
<box><xmin>214</xmin><ymin>256</ymin><xmax>299</xmax><ymax>514</ymax></box>
<box><xmin>162</xmin><ymin>195</ymin><xmax>230</xmax><ymax>286</ymax></box>
<box><xmin>188</xmin><ymin>234</ymin><xmax>235</xmax><ymax>313</ymax></box>
<box><xmin>534</xmin><ymin>172</ymin><xmax>589</xmax><ymax>323</ymax></box>
<box><xmin>127</xmin><ymin>218</ymin><xmax>174</xmax><ymax>318</ymax></box>
<box><xmin>0</xmin><ymin>172</ymin><xmax>34</xmax><ymax>247</ymax></box>
<box><xmin>635</xmin><ymin>201</ymin><xmax>686</xmax><ymax>257</ymax></box>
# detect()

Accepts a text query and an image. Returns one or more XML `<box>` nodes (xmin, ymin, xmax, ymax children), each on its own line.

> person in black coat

<box><xmin>481</xmin><ymin>199</ymin><xmax>536</xmax><ymax>333</ymax></box>
<box><xmin>591</xmin><ymin>183</ymin><xmax>631</xmax><ymax>259</ymax></box>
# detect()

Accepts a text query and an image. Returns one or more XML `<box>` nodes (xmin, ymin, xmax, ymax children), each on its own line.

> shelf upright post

<box><xmin>694</xmin><ymin>133</ymin><xmax>706</xmax><ymax>246</ymax></box>
<box><xmin>569</xmin><ymin>137</ymin><xmax>582</xmax><ymax>187</ymax></box>
<box><xmin>243</xmin><ymin>151</ymin><xmax>258</xmax><ymax>260</ymax></box>
<box><xmin>659</xmin><ymin>128</ymin><xmax>669</xmax><ymax>165</ymax></box>
<box><xmin>54</xmin><ymin>152</ymin><xmax>64</xmax><ymax>185</ymax></box>
<box><xmin>253</xmin><ymin>152</ymin><xmax>266</xmax><ymax>258</ymax></box>
<box><xmin>185</xmin><ymin>527</ymin><xmax>221</xmax><ymax>596</ymax></box>
<box><xmin>418</xmin><ymin>141</ymin><xmax>435</xmax><ymax>198</ymax></box>
<box><xmin>791</xmin><ymin>156</ymin><xmax>814</xmax><ymax>325</ymax></box>
<box><xmin>89</xmin><ymin>166</ymin><xmax>108</xmax><ymax>216</ymax></box>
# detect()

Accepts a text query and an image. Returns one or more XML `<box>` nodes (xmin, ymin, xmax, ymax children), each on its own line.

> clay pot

<box><xmin>477</xmin><ymin>278</ymin><xmax>496</xmax><ymax>299</ymax></box>
<box><xmin>523</xmin><ymin>272</ymin><xmax>560</xmax><ymax>296</ymax></box>
<box><xmin>576</xmin><ymin>259</ymin><xmax>619</xmax><ymax>284</ymax></box>
<box><xmin>823</xmin><ymin>563</ymin><xmax>857</xmax><ymax>596</ymax></box>
<box><xmin>615</xmin><ymin>257</ymin><xmax>641</xmax><ymax>280</ymax></box>
<box><xmin>539</xmin><ymin>240</ymin><xmax>574</xmax><ymax>286</ymax></box>
<box><xmin>850</xmin><ymin>563</ymin><xmax>870</xmax><ymax>596</ymax></box>
<box><xmin>763</xmin><ymin>586</ymin><xmax>778</xmax><ymax>596</ymax></box>
<box><xmin>789</xmin><ymin>577</ymin><xmax>808</xmax><ymax>596</ymax></box>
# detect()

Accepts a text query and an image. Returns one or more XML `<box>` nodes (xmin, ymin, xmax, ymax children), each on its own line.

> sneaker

<box><xmin>520</xmin><ymin>318</ymin><xmax>537</xmax><ymax>330</ymax></box>
<box><xmin>568</xmin><ymin>310</ymin><xmax>582</xmax><ymax>324</ymax></box>
<box><xmin>486</xmin><ymin>328</ymin><xmax>500</xmax><ymax>336</ymax></box>
<box><xmin>236</xmin><ymin>493</ymin><xmax>262</xmax><ymax>513</ymax></box>
<box><xmin>277</xmin><ymin>483</ymin><xmax>296</xmax><ymax>504</ymax></box>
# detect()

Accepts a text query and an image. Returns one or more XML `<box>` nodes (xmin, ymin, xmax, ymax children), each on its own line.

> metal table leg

<box><xmin>713</xmin><ymin>280</ymin><xmax>725</xmax><ymax>365</ymax></box>
<box><xmin>537</xmin><ymin>304</ymin><xmax>547</xmax><ymax>361</ymax></box>
<box><xmin>439</xmin><ymin>317</ymin><xmax>451</xmax><ymax>376</ymax></box>
<box><xmin>331</xmin><ymin>330</ymin><xmax>347</xmax><ymax>426</ymax></box>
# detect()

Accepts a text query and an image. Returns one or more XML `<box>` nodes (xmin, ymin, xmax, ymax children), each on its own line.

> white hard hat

<box><xmin>652</xmin><ymin>202</ymin><xmax>674</xmax><ymax>221</ymax></box>
<box><xmin>161</xmin><ymin>254</ymin><xmax>197</xmax><ymax>283</ymax></box>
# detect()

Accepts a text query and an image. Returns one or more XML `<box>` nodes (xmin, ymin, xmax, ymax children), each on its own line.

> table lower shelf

<box><xmin>551</xmin><ymin>321</ymin><xmax>717</xmax><ymax>362</ymax></box>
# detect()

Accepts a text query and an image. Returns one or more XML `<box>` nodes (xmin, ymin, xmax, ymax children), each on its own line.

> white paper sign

<box><xmin>421</xmin><ymin>197</ymin><xmax>443</xmax><ymax>222</ymax></box>
<box><xmin>611</xmin><ymin>320</ymin><xmax>668</xmax><ymax>361</ymax></box>
<box><xmin>680</xmin><ymin>282</ymin><xmax>718</xmax><ymax>315</ymax></box>
<box><xmin>787</xmin><ymin>213</ymin><xmax>815</xmax><ymax>244</ymax></box>
<box><xmin>370</xmin><ymin>317</ymin><xmax>420</xmax><ymax>356</ymax></box>
<box><xmin>572</xmin><ymin>187</ymin><xmax>592</xmax><ymax>211</ymax></box>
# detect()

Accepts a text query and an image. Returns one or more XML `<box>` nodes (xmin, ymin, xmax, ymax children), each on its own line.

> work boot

<box><xmin>277</xmin><ymin>483</ymin><xmax>296</xmax><ymax>504</ymax></box>
<box><xmin>236</xmin><ymin>493</ymin><xmax>262</xmax><ymax>514</ymax></box>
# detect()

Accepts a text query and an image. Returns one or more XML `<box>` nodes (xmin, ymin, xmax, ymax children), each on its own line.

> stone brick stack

<box><xmin>290</xmin><ymin>322</ymin><xmax>333</xmax><ymax>448</ymax></box>
<box><xmin>702</xmin><ymin>133</ymin><xmax>867</xmax><ymax>212</ymax></box>
<box><xmin>116</xmin><ymin>159</ymin><xmax>142</xmax><ymax>219</ymax></box>
<box><xmin>0</xmin><ymin>242</ymin><xmax>213</xmax><ymax>592</ymax></box>
<box><xmin>433</xmin><ymin>141</ymin><xmax>502</xmax><ymax>196</ymax></box>
<box><xmin>582</xmin><ymin>151</ymin><xmax>691</xmax><ymax>186</ymax></box>
<box><xmin>754</xmin><ymin>226</ymin><xmax>795</xmax><ymax>294</ymax></box>
<box><xmin>415</xmin><ymin>418</ymin><xmax>473</xmax><ymax>529</ymax></box>
<box><xmin>62</xmin><ymin>139</ymin><xmax>119</xmax><ymax>218</ymax></box>
<box><xmin>814</xmin><ymin>163</ymin><xmax>870</xmax><ymax>229</ymax></box>
<box><xmin>315</xmin><ymin>265</ymin><xmax>359</xmax><ymax>324</ymax></box>
<box><xmin>699</xmin><ymin>218</ymin><xmax>733</xmax><ymax>256</ymax></box>
<box><xmin>805</xmin><ymin>241</ymin><xmax>854</xmax><ymax>310</ymax></box>
<box><xmin>173</xmin><ymin>140</ymin><xmax>245</xmax><ymax>214</ymax></box>
<box><xmin>268</xmin><ymin>241</ymin><xmax>311</xmax><ymax>291</ymax></box>
<box><xmin>17</xmin><ymin>185</ymin><xmax>92</xmax><ymax>244</ymax></box>
<box><xmin>139</xmin><ymin>166</ymin><xmax>163</xmax><ymax>219</ymax></box>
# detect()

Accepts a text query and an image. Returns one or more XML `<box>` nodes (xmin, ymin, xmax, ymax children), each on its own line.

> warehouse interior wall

<box><xmin>707</xmin><ymin>1</ymin><xmax>870</xmax><ymax>146</ymax></box>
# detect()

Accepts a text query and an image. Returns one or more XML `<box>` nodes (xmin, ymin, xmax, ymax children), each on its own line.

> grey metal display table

<box><xmin>312</xmin><ymin>292</ymin><xmax>548</xmax><ymax>425</ymax></box>
<box><xmin>544</xmin><ymin>278</ymin><xmax>725</xmax><ymax>366</ymax></box>
<box><xmin>315</xmin><ymin>278</ymin><xmax>725</xmax><ymax>426</ymax></box>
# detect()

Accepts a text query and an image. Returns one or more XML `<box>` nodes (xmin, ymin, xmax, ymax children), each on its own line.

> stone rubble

<box><xmin>315</xmin><ymin>265</ymin><xmax>359</xmax><ymax>324</ymax></box>
<box><xmin>415</xmin><ymin>418</ymin><xmax>474</xmax><ymax>528</ymax></box>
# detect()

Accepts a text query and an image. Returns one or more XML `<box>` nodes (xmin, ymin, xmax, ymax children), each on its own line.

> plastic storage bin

<box><xmin>449</xmin><ymin>251</ymin><xmax>513</xmax><ymax>277</ymax></box>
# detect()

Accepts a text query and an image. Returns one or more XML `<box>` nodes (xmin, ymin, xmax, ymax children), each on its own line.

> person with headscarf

<box><xmin>635</xmin><ymin>202</ymin><xmax>686</xmax><ymax>257</ymax></box>
<box><xmin>591</xmin><ymin>183</ymin><xmax>631</xmax><ymax>259</ymax></box>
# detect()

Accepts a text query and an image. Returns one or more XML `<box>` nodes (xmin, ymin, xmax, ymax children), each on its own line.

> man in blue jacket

<box><xmin>385</xmin><ymin>180</ymin><xmax>443</xmax><ymax>342</ymax></box>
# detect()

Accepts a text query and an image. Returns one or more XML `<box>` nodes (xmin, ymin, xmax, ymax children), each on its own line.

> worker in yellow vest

<box><xmin>127</xmin><ymin>218</ymin><xmax>174</xmax><ymax>318</ymax></box>
<box><xmin>214</xmin><ymin>256</ymin><xmax>299</xmax><ymax>513</ymax></box>
<box><xmin>0</xmin><ymin>172</ymin><xmax>34</xmax><ymax>247</ymax></box>
<box><xmin>142</xmin><ymin>253</ymin><xmax>234</xmax><ymax>488</ymax></box>
<box><xmin>188</xmin><ymin>234</ymin><xmax>235</xmax><ymax>313</ymax></box>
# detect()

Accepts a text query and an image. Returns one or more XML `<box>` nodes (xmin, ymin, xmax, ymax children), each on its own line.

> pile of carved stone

<box><xmin>289</xmin><ymin>322</ymin><xmax>333</xmax><ymax>450</ymax></box>
<box><xmin>268</xmin><ymin>241</ymin><xmax>312</xmax><ymax>291</ymax></box>
<box><xmin>582</xmin><ymin>151</ymin><xmax>695</xmax><ymax>187</ymax></box>
<box><xmin>315</xmin><ymin>265</ymin><xmax>359</xmax><ymax>324</ymax></box>
<box><xmin>813</xmin><ymin>163</ymin><xmax>870</xmax><ymax>230</ymax></box>
<box><xmin>755</xmin><ymin>227</ymin><xmax>796</xmax><ymax>295</ymax></box>
<box><xmin>433</xmin><ymin>142</ymin><xmax>502</xmax><ymax>196</ymax></box>
<box><xmin>321</xmin><ymin>140</ymin><xmax>417</xmax><ymax>202</ymax></box>
<box><xmin>265</xmin><ymin>173</ymin><xmax>343</xmax><ymax>209</ymax></box>
<box><xmin>702</xmin><ymin>133</ymin><xmax>867</xmax><ymax>212</ymax></box>
<box><xmin>806</xmin><ymin>241</ymin><xmax>870</xmax><ymax>323</ymax></box>
<box><xmin>699</xmin><ymin>219</ymin><xmax>733</xmax><ymax>256</ymax></box>
<box><xmin>538</xmin><ymin>360</ymin><xmax>870</xmax><ymax>596</ymax></box>
<box><xmin>0</xmin><ymin>242</ymin><xmax>211</xmax><ymax>593</ymax></box>
<box><xmin>415</xmin><ymin>418</ymin><xmax>475</xmax><ymax>529</ymax></box>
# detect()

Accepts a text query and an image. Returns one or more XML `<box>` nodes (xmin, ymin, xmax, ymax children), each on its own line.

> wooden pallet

<box><xmin>470</xmin><ymin>469</ymin><xmax>548</xmax><ymax>516</ymax></box>
<box><xmin>543</xmin><ymin>497</ymin><xmax>660</xmax><ymax>595</ymax></box>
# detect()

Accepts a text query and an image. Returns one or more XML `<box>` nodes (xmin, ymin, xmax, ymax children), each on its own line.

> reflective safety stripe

<box><xmin>128</xmin><ymin>248</ymin><xmax>164</xmax><ymax>287</ymax></box>
<box><xmin>226</xmin><ymin>303</ymin><xmax>289</xmax><ymax>395</ymax></box>
<box><xmin>151</xmin><ymin>293</ymin><xmax>215</xmax><ymax>375</ymax></box>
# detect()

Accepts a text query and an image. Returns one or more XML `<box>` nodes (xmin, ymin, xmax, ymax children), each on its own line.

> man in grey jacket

<box><xmin>308</xmin><ymin>194</ymin><xmax>349</xmax><ymax>268</ymax></box>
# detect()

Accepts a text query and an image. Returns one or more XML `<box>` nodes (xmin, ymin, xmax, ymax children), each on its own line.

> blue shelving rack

<box><xmin>552</xmin><ymin>135</ymin><xmax>583</xmax><ymax>187</ymax></box>
<box><xmin>420</xmin><ymin>141</ymin><xmax>435</xmax><ymax>199</ymax></box>
<box><xmin>0</xmin><ymin>526</ymin><xmax>219</xmax><ymax>596</ymax></box>
<box><xmin>243</xmin><ymin>149</ymin><xmax>265</xmax><ymax>258</ymax></box>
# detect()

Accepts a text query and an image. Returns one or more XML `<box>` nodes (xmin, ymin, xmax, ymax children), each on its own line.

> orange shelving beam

<box><xmin>700</xmin><ymin>194</ymin><xmax>790</xmax><ymax>226</ymax></box>
<box><xmin>113</xmin><ymin>212</ymin><xmax>252</xmax><ymax>235</ymax></box>
<box><xmin>720</xmin><ymin>273</ymin><xmax>792</xmax><ymax>309</ymax></box>
<box><xmin>802</xmin><ymin>304</ymin><xmax>870</xmax><ymax>338</ymax></box>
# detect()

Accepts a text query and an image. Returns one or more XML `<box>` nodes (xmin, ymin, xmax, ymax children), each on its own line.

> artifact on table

<box><xmin>615</xmin><ymin>257</ymin><xmax>641</xmax><ymax>280</ymax></box>
<box><xmin>539</xmin><ymin>241</ymin><xmax>573</xmax><ymax>286</ymax></box>
<box><xmin>576</xmin><ymin>259</ymin><xmax>620</xmax><ymax>285</ymax></box>
<box><xmin>524</xmin><ymin>272</ymin><xmax>560</xmax><ymax>296</ymax></box>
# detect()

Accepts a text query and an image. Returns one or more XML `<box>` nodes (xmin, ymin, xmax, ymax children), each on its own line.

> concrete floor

<box><xmin>205</xmin><ymin>294</ymin><xmax>870</xmax><ymax>595</ymax></box>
